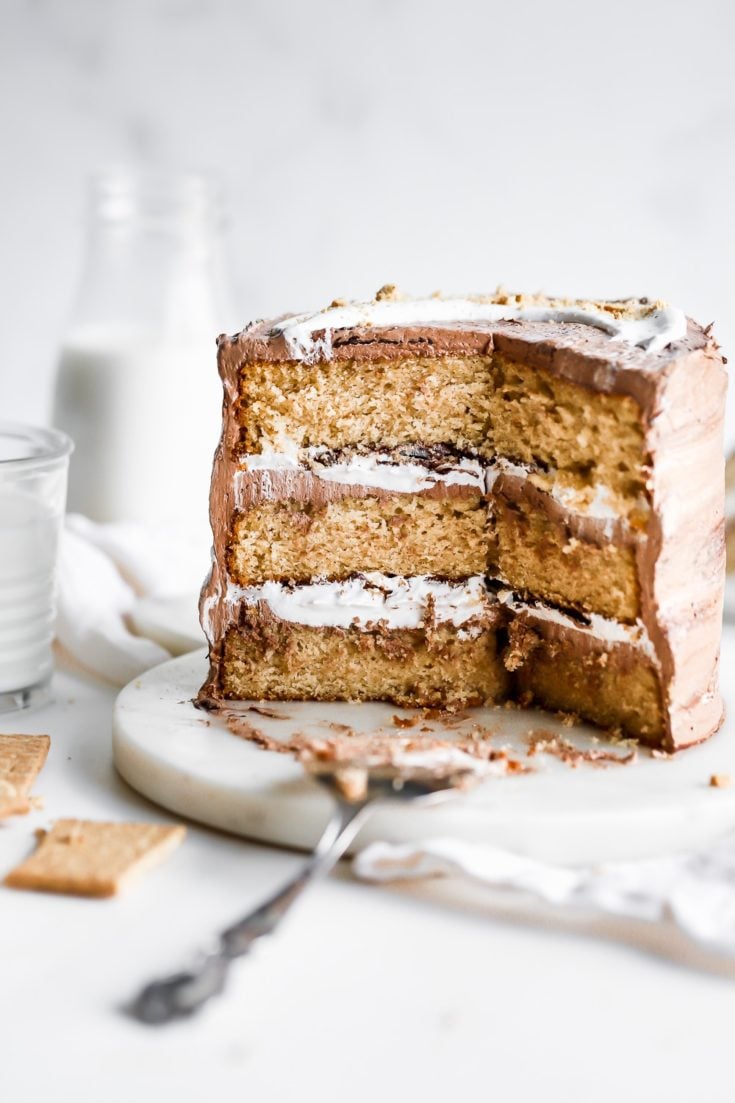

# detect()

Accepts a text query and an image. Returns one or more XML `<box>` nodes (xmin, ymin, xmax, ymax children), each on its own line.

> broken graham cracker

<box><xmin>4</xmin><ymin>819</ymin><xmax>186</xmax><ymax>898</ymax></box>
<box><xmin>0</xmin><ymin>734</ymin><xmax>50</xmax><ymax>818</ymax></box>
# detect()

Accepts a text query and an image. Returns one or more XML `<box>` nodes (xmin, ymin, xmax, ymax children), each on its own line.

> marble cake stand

<box><xmin>112</xmin><ymin>637</ymin><xmax>735</xmax><ymax>866</ymax></box>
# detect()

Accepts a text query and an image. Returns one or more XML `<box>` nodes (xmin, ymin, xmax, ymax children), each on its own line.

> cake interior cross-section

<box><xmin>199</xmin><ymin>288</ymin><xmax>728</xmax><ymax>752</ymax></box>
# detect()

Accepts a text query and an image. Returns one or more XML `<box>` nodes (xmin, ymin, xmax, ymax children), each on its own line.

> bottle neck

<box><xmin>92</xmin><ymin>171</ymin><xmax>224</xmax><ymax>236</ymax></box>
<box><xmin>68</xmin><ymin>172</ymin><xmax>235</xmax><ymax>340</ymax></box>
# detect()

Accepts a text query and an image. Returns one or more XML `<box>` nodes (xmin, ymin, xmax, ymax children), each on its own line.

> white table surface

<box><xmin>1</xmin><ymin>4</ymin><xmax>733</xmax><ymax>1096</ymax></box>
<box><xmin>3</xmin><ymin>655</ymin><xmax>735</xmax><ymax>1103</ymax></box>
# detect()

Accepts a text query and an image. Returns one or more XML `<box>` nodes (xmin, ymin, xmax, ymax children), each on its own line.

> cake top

<box><xmin>265</xmin><ymin>286</ymin><xmax>688</xmax><ymax>362</ymax></box>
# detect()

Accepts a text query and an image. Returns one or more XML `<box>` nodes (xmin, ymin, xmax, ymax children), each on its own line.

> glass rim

<box><xmin>0</xmin><ymin>422</ymin><xmax>74</xmax><ymax>472</ymax></box>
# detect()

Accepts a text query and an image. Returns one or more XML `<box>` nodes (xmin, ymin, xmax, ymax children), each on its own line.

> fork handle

<box><xmin>131</xmin><ymin>798</ymin><xmax>371</xmax><ymax>1024</ymax></box>
<box><xmin>221</xmin><ymin>797</ymin><xmax>369</xmax><ymax>955</ymax></box>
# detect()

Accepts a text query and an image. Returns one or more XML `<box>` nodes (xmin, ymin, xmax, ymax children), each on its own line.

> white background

<box><xmin>0</xmin><ymin>0</ymin><xmax>733</xmax><ymax>445</ymax></box>
<box><xmin>2</xmin><ymin>3</ymin><xmax>735</xmax><ymax>1101</ymax></box>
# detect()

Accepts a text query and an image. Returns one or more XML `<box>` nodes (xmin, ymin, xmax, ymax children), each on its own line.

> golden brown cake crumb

<box><xmin>526</xmin><ymin>731</ymin><xmax>637</xmax><ymax>768</ymax></box>
<box><xmin>330</xmin><ymin>766</ymin><xmax>369</xmax><ymax>802</ymax></box>
<box><xmin>709</xmin><ymin>773</ymin><xmax>732</xmax><ymax>789</ymax></box>
<box><xmin>392</xmin><ymin>715</ymin><xmax>421</xmax><ymax>729</ymax></box>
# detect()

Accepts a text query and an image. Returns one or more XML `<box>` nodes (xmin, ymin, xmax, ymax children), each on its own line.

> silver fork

<box><xmin>130</xmin><ymin>762</ymin><xmax>475</xmax><ymax>1024</ymax></box>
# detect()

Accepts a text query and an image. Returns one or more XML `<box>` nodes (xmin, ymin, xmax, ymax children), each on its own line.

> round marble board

<box><xmin>113</xmin><ymin>635</ymin><xmax>735</xmax><ymax>867</ymax></box>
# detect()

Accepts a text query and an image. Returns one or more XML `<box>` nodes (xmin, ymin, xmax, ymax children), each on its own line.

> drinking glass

<box><xmin>0</xmin><ymin>423</ymin><xmax>73</xmax><ymax>711</ymax></box>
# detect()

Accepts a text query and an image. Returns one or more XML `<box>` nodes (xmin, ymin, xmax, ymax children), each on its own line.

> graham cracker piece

<box><xmin>4</xmin><ymin>819</ymin><xmax>186</xmax><ymax>897</ymax></box>
<box><xmin>0</xmin><ymin>734</ymin><xmax>50</xmax><ymax>818</ymax></box>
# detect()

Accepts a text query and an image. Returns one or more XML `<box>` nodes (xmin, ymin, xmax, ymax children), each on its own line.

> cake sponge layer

<box><xmin>229</xmin><ymin>466</ymin><xmax>639</xmax><ymax>620</ymax></box>
<box><xmin>238</xmin><ymin>354</ymin><xmax>646</xmax><ymax>501</ymax></box>
<box><xmin>506</xmin><ymin>620</ymin><xmax>663</xmax><ymax>742</ymax></box>
<box><xmin>215</xmin><ymin>612</ymin><xmax>663</xmax><ymax>742</ymax></box>
<box><xmin>489</xmin><ymin>355</ymin><xmax>647</xmax><ymax>498</ymax></box>
<box><xmin>238</xmin><ymin>355</ymin><xmax>493</xmax><ymax>455</ymax></box>
<box><xmin>228</xmin><ymin>494</ymin><xmax>488</xmax><ymax>584</ymax></box>
<box><xmin>221</xmin><ymin>622</ymin><xmax>508</xmax><ymax>708</ymax></box>
<box><xmin>493</xmin><ymin>493</ymin><xmax>639</xmax><ymax>622</ymax></box>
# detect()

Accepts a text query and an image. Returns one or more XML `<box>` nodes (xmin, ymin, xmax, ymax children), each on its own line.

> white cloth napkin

<box><xmin>353</xmin><ymin>834</ymin><xmax>735</xmax><ymax>967</ymax></box>
<box><xmin>55</xmin><ymin>514</ymin><xmax>203</xmax><ymax>685</ymax></box>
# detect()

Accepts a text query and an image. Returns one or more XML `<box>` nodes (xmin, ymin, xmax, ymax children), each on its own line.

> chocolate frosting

<box><xmin>201</xmin><ymin>302</ymin><xmax>727</xmax><ymax>750</ymax></box>
<box><xmin>491</xmin><ymin>472</ymin><xmax>635</xmax><ymax>548</ymax></box>
<box><xmin>219</xmin><ymin>314</ymin><xmax>710</xmax><ymax>407</ymax></box>
<box><xmin>233</xmin><ymin>466</ymin><xmax>482</xmax><ymax>509</ymax></box>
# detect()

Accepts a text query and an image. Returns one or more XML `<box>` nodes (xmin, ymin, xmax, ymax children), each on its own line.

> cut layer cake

<box><xmin>199</xmin><ymin>288</ymin><xmax>727</xmax><ymax>752</ymax></box>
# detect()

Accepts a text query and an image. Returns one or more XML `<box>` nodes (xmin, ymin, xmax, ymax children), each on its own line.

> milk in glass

<box><xmin>0</xmin><ymin>425</ymin><xmax>72</xmax><ymax>707</ymax></box>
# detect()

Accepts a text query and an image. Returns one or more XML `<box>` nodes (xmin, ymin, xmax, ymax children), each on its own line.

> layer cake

<box><xmin>727</xmin><ymin>451</ymin><xmax>735</xmax><ymax>573</ymax></box>
<box><xmin>199</xmin><ymin>289</ymin><xmax>727</xmax><ymax>751</ymax></box>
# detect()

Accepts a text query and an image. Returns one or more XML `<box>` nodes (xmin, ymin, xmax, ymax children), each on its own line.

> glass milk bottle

<box><xmin>53</xmin><ymin>172</ymin><xmax>235</xmax><ymax>565</ymax></box>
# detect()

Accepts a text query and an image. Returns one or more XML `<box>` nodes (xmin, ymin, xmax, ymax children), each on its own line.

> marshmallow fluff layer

<box><xmin>215</xmin><ymin>572</ymin><xmax>657</xmax><ymax>659</ymax></box>
<box><xmin>228</xmin><ymin>573</ymin><xmax>491</xmax><ymax>630</ymax></box>
<box><xmin>272</xmin><ymin>296</ymin><xmax>688</xmax><ymax>361</ymax></box>
<box><xmin>237</xmin><ymin>450</ymin><xmax>639</xmax><ymax>527</ymax></box>
<box><xmin>239</xmin><ymin>449</ymin><xmax>486</xmax><ymax>494</ymax></box>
